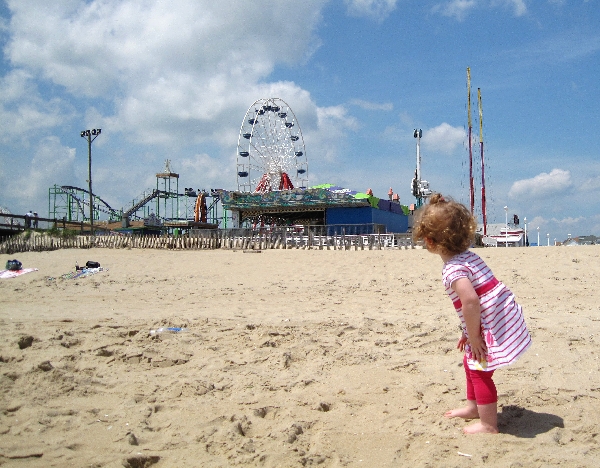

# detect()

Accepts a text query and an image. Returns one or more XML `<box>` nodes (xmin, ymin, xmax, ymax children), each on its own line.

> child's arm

<box><xmin>452</xmin><ymin>277</ymin><xmax>487</xmax><ymax>362</ymax></box>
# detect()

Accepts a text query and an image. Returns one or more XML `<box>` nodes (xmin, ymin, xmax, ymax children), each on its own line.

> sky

<box><xmin>0</xmin><ymin>0</ymin><xmax>599</xmax><ymax>241</ymax></box>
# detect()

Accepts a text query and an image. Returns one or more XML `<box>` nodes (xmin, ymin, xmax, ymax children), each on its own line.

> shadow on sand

<box><xmin>498</xmin><ymin>405</ymin><xmax>564</xmax><ymax>438</ymax></box>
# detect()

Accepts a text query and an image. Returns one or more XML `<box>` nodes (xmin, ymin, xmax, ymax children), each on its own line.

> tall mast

<box><xmin>478</xmin><ymin>88</ymin><xmax>487</xmax><ymax>236</ymax></box>
<box><xmin>467</xmin><ymin>67</ymin><xmax>474</xmax><ymax>214</ymax></box>
<box><xmin>412</xmin><ymin>128</ymin><xmax>424</xmax><ymax>207</ymax></box>
<box><xmin>416</xmin><ymin>129</ymin><xmax>421</xmax><ymax>183</ymax></box>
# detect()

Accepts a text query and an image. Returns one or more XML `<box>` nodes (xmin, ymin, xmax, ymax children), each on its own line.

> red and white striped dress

<box><xmin>442</xmin><ymin>250</ymin><xmax>532</xmax><ymax>371</ymax></box>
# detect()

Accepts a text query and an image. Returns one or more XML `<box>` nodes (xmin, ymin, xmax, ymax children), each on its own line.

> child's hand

<box><xmin>457</xmin><ymin>332</ymin><xmax>467</xmax><ymax>352</ymax></box>
<box><xmin>468</xmin><ymin>335</ymin><xmax>488</xmax><ymax>363</ymax></box>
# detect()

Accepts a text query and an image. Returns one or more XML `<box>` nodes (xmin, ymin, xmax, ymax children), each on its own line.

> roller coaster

<box><xmin>48</xmin><ymin>159</ymin><xmax>223</xmax><ymax>230</ymax></box>
<box><xmin>49</xmin><ymin>185</ymin><xmax>121</xmax><ymax>223</ymax></box>
<box><xmin>48</xmin><ymin>185</ymin><xmax>221</xmax><ymax>229</ymax></box>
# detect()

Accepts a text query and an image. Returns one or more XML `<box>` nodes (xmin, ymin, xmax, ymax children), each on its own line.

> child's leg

<box><xmin>445</xmin><ymin>355</ymin><xmax>479</xmax><ymax>419</ymax></box>
<box><xmin>463</xmin><ymin>366</ymin><xmax>498</xmax><ymax>434</ymax></box>
<box><xmin>464</xmin><ymin>402</ymin><xmax>498</xmax><ymax>434</ymax></box>
<box><xmin>444</xmin><ymin>400</ymin><xmax>478</xmax><ymax>419</ymax></box>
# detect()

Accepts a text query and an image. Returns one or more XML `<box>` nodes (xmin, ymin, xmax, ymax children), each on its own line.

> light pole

<box><xmin>413</xmin><ymin>129</ymin><xmax>423</xmax><ymax>207</ymax></box>
<box><xmin>524</xmin><ymin>217</ymin><xmax>527</xmax><ymax>247</ymax></box>
<box><xmin>80</xmin><ymin>128</ymin><xmax>101</xmax><ymax>235</ymax></box>
<box><xmin>537</xmin><ymin>226</ymin><xmax>540</xmax><ymax>247</ymax></box>
<box><xmin>547</xmin><ymin>233</ymin><xmax>550</xmax><ymax>246</ymax></box>
<box><xmin>504</xmin><ymin>206</ymin><xmax>508</xmax><ymax>247</ymax></box>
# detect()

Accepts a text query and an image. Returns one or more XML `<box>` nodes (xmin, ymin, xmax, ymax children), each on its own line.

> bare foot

<box><xmin>463</xmin><ymin>421</ymin><xmax>499</xmax><ymax>434</ymax></box>
<box><xmin>444</xmin><ymin>406</ymin><xmax>479</xmax><ymax>419</ymax></box>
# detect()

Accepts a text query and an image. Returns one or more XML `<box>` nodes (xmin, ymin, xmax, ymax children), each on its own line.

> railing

<box><xmin>0</xmin><ymin>214</ymin><xmax>86</xmax><ymax>233</ymax></box>
<box><xmin>0</xmin><ymin>229</ymin><xmax>417</xmax><ymax>254</ymax></box>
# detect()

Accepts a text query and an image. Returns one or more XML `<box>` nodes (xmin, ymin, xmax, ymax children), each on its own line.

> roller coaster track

<box><xmin>60</xmin><ymin>186</ymin><xmax>120</xmax><ymax>220</ymax></box>
<box><xmin>56</xmin><ymin>186</ymin><xmax>219</xmax><ymax>223</ymax></box>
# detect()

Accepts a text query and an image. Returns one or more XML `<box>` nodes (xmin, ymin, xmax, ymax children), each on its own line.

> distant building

<box><xmin>562</xmin><ymin>235</ymin><xmax>597</xmax><ymax>246</ymax></box>
<box><xmin>219</xmin><ymin>186</ymin><xmax>410</xmax><ymax>234</ymax></box>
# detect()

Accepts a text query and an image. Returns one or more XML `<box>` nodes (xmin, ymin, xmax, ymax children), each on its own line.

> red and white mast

<box><xmin>467</xmin><ymin>68</ymin><xmax>474</xmax><ymax>214</ymax></box>
<box><xmin>478</xmin><ymin>88</ymin><xmax>487</xmax><ymax>236</ymax></box>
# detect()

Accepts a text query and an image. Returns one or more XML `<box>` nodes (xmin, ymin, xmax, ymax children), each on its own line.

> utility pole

<box><xmin>80</xmin><ymin>128</ymin><xmax>101</xmax><ymax>235</ymax></box>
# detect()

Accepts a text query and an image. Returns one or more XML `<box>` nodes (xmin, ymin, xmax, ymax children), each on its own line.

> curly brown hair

<box><xmin>412</xmin><ymin>193</ymin><xmax>477</xmax><ymax>256</ymax></box>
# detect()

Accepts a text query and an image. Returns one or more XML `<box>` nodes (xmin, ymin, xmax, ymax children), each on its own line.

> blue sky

<box><xmin>0</xmin><ymin>0</ymin><xmax>599</xmax><ymax>241</ymax></box>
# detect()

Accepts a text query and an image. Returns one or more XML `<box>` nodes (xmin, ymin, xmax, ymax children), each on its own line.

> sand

<box><xmin>0</xmin><ymin>245</ymin><xmax>599</xmax><ymax>467</ymax></box>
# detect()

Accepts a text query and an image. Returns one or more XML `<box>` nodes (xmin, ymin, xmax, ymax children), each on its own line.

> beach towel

<box><xmin>0</xmin><ymin>268</ymin><xmax>39</xmax><ymax>279</ymax></box>
<box><xmin>47</xmin><ymin>267</ymin><xmax>107</xmax><ymax>281</ymax></box>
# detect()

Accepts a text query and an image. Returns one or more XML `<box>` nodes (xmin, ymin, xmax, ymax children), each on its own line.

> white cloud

<box><xmin>180</xmin><ymin>152</ymin><xmax>230</xmax><ymax>188</ymax></box>
<box><xmin>0</xmin><ymin>70</ymin><xmax>74</xmax><ymax>143</ymax></box>
<box><xmin>5</xmin><ymin>1</ymin><xmax>325</xmax><ymax>96</ymax></box>
<box><xmin>423</xmin><ymin>123</ymin><xmax>465</xmax><ymax>155</ymax></box>
<box><xmin>432</xmin><ymin>0</ymin><xmax>527</xmax><ymax>20</ymax></box>
<box><xmin>344</xmin><ymin>0</ymin><xmax>399</xmax><ymax>21</ymax></box>
<box><xmin>317</xmin><ymin>105</ymin><xmax>359</xmax><ymax>132</ymax></box>
<box><xmin>526</xmin><ymin>215</ymin><xmax>546</xmax><ymax>228</ymax></box>
<box><xmin>4</xmin><ymin>0</ymin><xmax>328</xmax><ymax>148</ymax></box>
<box><xmin>554</xmin><ymin>216</ymin><xmax>586</xmax><ymax>226</ymax></box>
<box><xmin>508</xmin><ymin>168</ymin><xmax>572</xmax><ymax>198</ymax></box>
<box><xmin>349</xmin><ymin>99</ymin><xmax>393</xmax><ymax>111</ymax></box>
<box><xmin>492</xmin><ymin>0</ymin><xmax>527</xmax><ymax>16</ymax></box>
<box><xmin>581</xmin><ymin>176</ymin><xmax>600</xmax><ymax>192</ymax></box>
<box><xmin>522</xmin><ymin>215</ymin><xmax>583</xmax><ymax>241</ymax></box>
<box><xmin>305</xmin><ymin>105</ymin><xmax>358</xmax><ymax>164</ymax></box>
<box><xmin>6</xmin><ymin>137</ymin><xmax>77</xmax><ymax>204</ymax></box>
<box><xmin>431</xmin><ymin>0</ymin><xmax>477</xmax><ymax>21</ymax></box>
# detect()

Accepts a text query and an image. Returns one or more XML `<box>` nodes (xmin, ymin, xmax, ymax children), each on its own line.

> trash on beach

<box><xmin>149</xmin><ymin>327</ymin><xmax>187</xmax><ymax>336</ymax></box>
<box><xmin>457</xmin><ymin>451</ymin><xmax>472</xmax><ymax>458</ymax></box>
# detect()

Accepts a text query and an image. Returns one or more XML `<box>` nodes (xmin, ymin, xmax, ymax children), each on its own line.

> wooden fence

<box><xmin>0</xmin><ymin>230</ymin><xmax>417</xmax><ymax>254</ymax></box>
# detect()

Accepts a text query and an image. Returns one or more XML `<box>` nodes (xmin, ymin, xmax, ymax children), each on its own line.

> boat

<box><xmin>481</xmin><ymin>224</ymin><xmax>526</xmax><ymax>247</ymax></box>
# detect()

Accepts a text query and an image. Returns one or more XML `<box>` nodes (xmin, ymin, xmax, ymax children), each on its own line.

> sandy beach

<box><xmin>1</xmin><ymin>245</ymin><xmax>599</xmax><ymax>467</ymax></box>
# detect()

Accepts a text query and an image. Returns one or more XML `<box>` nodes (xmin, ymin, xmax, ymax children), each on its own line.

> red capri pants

<box><xmin>463</xmin><ymin>354</ymin><xmax>497</xmax><ymax>405</ymax></box>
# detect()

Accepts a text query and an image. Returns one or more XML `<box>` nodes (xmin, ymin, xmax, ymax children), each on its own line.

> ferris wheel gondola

<box><xmin>236</xmin><ymin>98</ymin><xmax>308</xmax><ymax>193</ymax></box>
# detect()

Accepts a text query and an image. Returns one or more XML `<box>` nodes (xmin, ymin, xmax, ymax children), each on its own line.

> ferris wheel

<box><xmin>236</xmin><ymin>98</ymin><xmax>308</xmax><ymax>193</ymax></box>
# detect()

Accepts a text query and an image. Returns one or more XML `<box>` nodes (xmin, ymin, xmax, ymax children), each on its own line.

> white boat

<box><xmin>481</xmin><ymin>225</ymin><xmax>526</xmax><ymax>247</ymax></box>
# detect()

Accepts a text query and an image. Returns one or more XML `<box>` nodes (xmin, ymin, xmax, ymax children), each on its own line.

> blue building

<box><xmin>220</xmin><ymin>185</ymin><xmax>410</xmax><ymax>234</ymax></box>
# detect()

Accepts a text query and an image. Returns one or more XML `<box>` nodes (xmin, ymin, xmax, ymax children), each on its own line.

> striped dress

<box><xmin>442</xmin><ymin>250</ymin><xmax>532</xmax><ymax>371</ymax></box>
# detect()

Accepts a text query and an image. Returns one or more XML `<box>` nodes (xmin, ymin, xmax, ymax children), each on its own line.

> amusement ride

<box><xmin>236</xmin><ymin>98</ymin><xmax>308</xmax><ymax>193</ymax></box>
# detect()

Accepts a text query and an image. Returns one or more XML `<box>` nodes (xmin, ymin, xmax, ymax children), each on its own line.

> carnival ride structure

<box><xmin>49</xmin><ymin>185</ymin><xmax>121</xmax><ymax>223</ymax></box>
<box><xmin>410</xmin><ymin>129</ymin><xmax>432</xmax><ymax>208</ymax></box>
<box><xmin>225</xmin><ymin>97</ymin><xmax>415</xmax><ymax>232</ymax></box>
<box><xmin>236</xmin><ymin>98</ymin><xmax>308</xmax><ymax>193</ymax></box>
<box><xmin>48</xmin><ymin>160</ymin><xmax>222</xmax><ymax>231</ymax></box>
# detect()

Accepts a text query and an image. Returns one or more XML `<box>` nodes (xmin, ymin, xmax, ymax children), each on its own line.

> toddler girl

<box><xmin>413</xmin><ymin>193</ymin><xmax>531</xmax><ymax>434</ymax></box>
